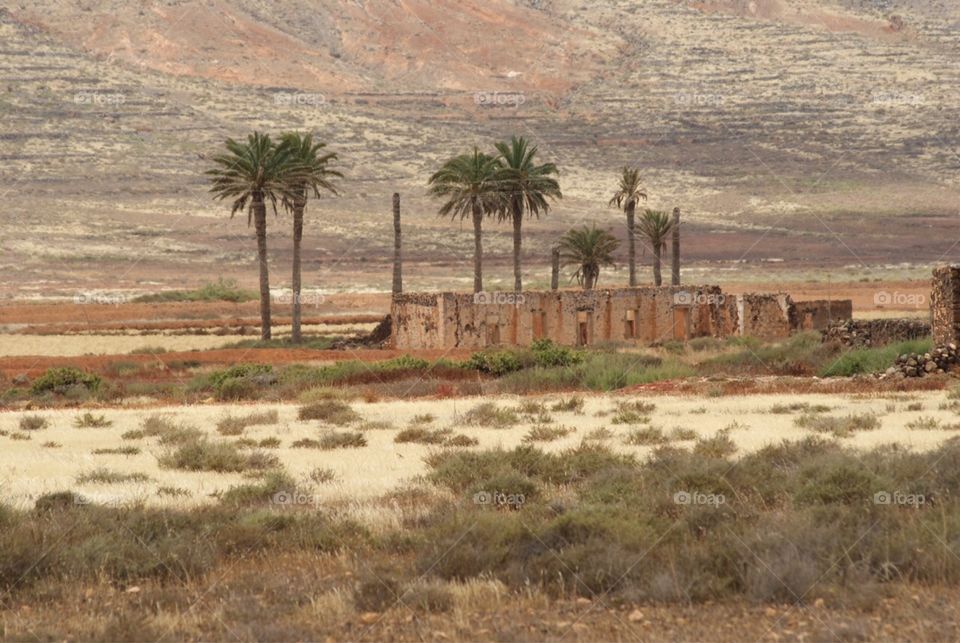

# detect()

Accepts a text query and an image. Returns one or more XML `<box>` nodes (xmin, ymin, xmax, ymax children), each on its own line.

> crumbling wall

<box><xmin>737</xmin><ymin>293</ymin><xmax>792</xmax><ymax>340</ymax></box>
<box><xmin>391</xmin><ymin>286</ymin><xmax>798</xmax><ymax>349</ymax></box>
<box><xmin>932</xmin><ymin>265</ymin><xmax>960</xmax><ymax>345</ymax></box>
<box><xmin>390</xmin><ymin>293</ymin><xmax>442</xmax><ymax>349</ymax></box>
<box><xmin>790</xmin><ymin>300</ymin><xmax>853</xmax><ymax>331</ymax></box>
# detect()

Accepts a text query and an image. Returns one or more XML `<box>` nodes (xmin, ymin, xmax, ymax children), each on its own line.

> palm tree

<box><xmin>280</xmin><ymin>132</ymin><xmax>341</xmax><ymax>344</ymax></box>
<box><xmin>206</xmin><ymin>131</ymin><xmax>303</xmax><ymax>340</ymax></box>
<box><xmin>637</xmin><ymin>209</ymin><xmax>675</xmax><ymax>286</ymax></box>
<box><xmin>608</xmin><ymin>167</ymin><xmax>647</xmax><ymax>287</ymax></box>
<box><xmin>493</xmin><ymin>136</ymin><xmax>562</xmax><ymax>292</ymax></box>
<box><xmin>427</xmin><ymin>148</ymin><xmax>502</xmax><ymax>293</ymax></box>
<box><xmin>557</xmin><ymin>224</ymin><xmax>619</xmax><ymax>290</ymax></box>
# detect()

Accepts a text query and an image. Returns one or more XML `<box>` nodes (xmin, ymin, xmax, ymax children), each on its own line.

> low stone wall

<box><xmin>823</xmin><ymin>319</ymin><xmax>931</xmax><ymax>348</ymax></box>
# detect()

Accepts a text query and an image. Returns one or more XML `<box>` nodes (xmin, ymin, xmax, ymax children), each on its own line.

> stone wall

<box><xmin>391</xmin><ymin>286</ymin><xmax>794</xmax><ymax>349</ymax></box>
<box><xmin>737</xmin><ymin>293</ymin><xmax>792</xmax><ymax>339</ymax></box>
<box><xmin>790</xmin><ymin>299</ymin><xmax>853</xmax><ymax>331</ymax></box>
<box><xmin>822</xmin><ymin>319</ymin><xmax>931</xmax><ymax>348</ymax></box>
<box><xmin>931</xmin><ymin>265</ymin><xmax>960</xmax><ymax>345</ymax></box>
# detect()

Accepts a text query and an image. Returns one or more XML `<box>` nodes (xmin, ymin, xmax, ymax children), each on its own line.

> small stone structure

<box><xmin>931</xmin><ymin>265</ymin><xmax>960</xmax><ymax>346</ymax></box>
<box><xmin>791</xmin><ymin>299</ymin><xmax>854</xmax><ymax>332</ymax></box>
<box><xmin>391</xmin><ymin>287</ymin><xmax>852</xmax><ymax>350</ymax></box>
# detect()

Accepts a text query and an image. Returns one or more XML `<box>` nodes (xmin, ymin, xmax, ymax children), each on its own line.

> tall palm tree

<box><xmin>557</xmin><ymin>224</ymin><xmax>619</xmax><ymax>290</ymax></box>
<box><xmin>608</xmin><ymin>167</ymin><xmax>647</xmax><ymax>287</ymax></box>
<box><xmin>206</xmin><ymin>131</ymin><xmax>303</xmax><ymax>340</ymax></box>
<box><xmin>427</xmin><ymin>148</ymin><xmax>502</xmax><ymax>293</ymax></box>
<box><xmin>637</xmin><ymin>209</ymin><xmax>675</xmax><ymax>287</ymax></box>
<box><xmin>493</xmin><ymin>136</ymin><xmax>562</xmax><ymax>292</ymax></box>
<box><xmin>280</xmin><ymin>132</ymin><xmax>341</xmax><ymax>344</ymax></box>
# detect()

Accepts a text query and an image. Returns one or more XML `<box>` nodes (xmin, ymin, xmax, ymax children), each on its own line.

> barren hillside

<box><xmin>1</xmin><ymin>0</ymin><xmax>958</xmax><ymax>298</ymax></box>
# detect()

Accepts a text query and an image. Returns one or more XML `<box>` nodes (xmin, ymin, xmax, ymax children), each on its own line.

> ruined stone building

<box><xmin>391</xmin><ymin>286</ymin><xmax>851</xmax><ymax>350</ymax></box>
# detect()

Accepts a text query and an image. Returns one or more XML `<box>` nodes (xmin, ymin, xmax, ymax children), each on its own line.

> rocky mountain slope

<box><xmin>1</xmin><ymin>0</ymin><xmax>958</xmax><ymax>297</ymax></box>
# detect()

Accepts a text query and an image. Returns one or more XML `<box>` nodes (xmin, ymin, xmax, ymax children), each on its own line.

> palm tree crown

<box><xmin>493</xmin><ymin>135</ymin><xmax>562</xmax><ymax>291</ymax></box>
<box><xmin>427</xmin><ymin>148</ymin><xmax>502</xmax><ymax>219</ymax></box>
<box><xmin>557</xmin><ymin>224</ymin><xmax>619</xmax><ymax>290</ymax></box>
<box><xmin>428</xmin><ymin>147</ymin><xmax>502</xmax><ymax>293</ymax></box>
<box><xmin>280</xmin><ymin>132</ymin><xmax>341</xmax><ymax>205</ymax></box>
<box><xmin>608</xmin><ymin>166</ymin><xmax>647</xmax><ymax>211</ymax></box>
<box><xmin>206</xmin><ymin>131</ymin><xmax>304</xmax><ymax>223</ymax></box>
<box><xmin>637</xmin><ymin>209</ymin><xmax>675</xmax><ymax>287</ymax></box>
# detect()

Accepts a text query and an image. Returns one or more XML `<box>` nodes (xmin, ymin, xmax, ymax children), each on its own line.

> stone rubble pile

<box><xmin>823</xmin><ymin>319</ymin><xmax>930</xmax><ymax>348</ymax></box>
<box><xmin>882</xmin><ymin>343</ymin><xmax>959</xmax><ymax>379</ymax></box>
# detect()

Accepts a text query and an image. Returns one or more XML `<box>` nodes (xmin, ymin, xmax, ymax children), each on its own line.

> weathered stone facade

<box><xmin>931</xmin><ymin>265</ymin><xmax>960</xmax><ymax>345</ymax></box>
<box><xmin>791</xmin><ymin>299</ymin><xmax>854</xmax><ymax>332</ymax></box>
<box><xmin>391</xmin><ymin>287</ymin><xmax>852</xmax><ymax>350</ymax></box>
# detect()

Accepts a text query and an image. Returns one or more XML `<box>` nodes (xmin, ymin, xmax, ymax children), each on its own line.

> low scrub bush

<box><xmin>30</xmin><ymin>367</ymin><xmax>101</xmax><ymax>395</ymax></box>
<box><xmin>318</xmin><ymin>431</ymin><xmax>367</xmax><ymax>450</ymax></box>
<box><xmin>158</xmin><ymin>439</ymin><xmax>279</xmax><ymax>472</ymax></box>
<box><xmin>395</xmin><ymin>427</ymin><xmax>452</xmax><ymax>445</ymax></box>
<box><xmin>18</xmin><ymin>415</ymin><xmax>48</xmax><ymax>431</ymax></box>
<box><xmin>92</xmin><ymin>446</ymin><xmax>140</xmax><ymax>456</ymax></box>
<box><xmin>819</xmin><ymin>338</ymin><xmax>933</xmax><ymax>377</ymax></box>
<box><xmin>623</xmin><ymin>426</ymin><xmax>669</xmax><ymax>446</ymax></box>
<box><xmin>216</xmin><ymin>409</ymin><xmax>279</xmax><ymax>435</ymax></box>
<box><xmin>298</xmin><ymin>400</ymin><xmax>360</xmax><ymax>425</ymax></box>
<box><xmin>76</xmin><ymin>468</ymin><xmax>152</xmax><ymax>484</ymax></box>
<box><xmin>460</xmin><ymin>402</ymin><xmax>519</xmax><ymax>428</ymax></box>
<box><xmin>523</xmin><ymin>425</ymin><xmax>575</xmax><ymax>443</ymax></box>
<box><xmin>795</xmin><ymin>412</ymin><xmax>880</xmax><ymax>438</ymax></box>
<box><xmin>73</xmin><ymin>412</ymin><xmax>112</xmax><ymax>428</ymax></box>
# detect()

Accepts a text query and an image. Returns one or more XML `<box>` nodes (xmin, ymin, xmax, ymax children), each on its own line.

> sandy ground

<box><xmin>2</xmin><ymin>390</ymin><xmax>957</xmax><ymax>514</ymax></box>
<box><xmin>0</xmin><ymin>324</ymin><xmax>378</xmax><ymax>357</ymax></box>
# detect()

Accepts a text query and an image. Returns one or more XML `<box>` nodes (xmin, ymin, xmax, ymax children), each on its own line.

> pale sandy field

<box><xmin>2</xmin><ymin>391</ymin><xmax>958</xmax><ymax>521</ymax></box>
<box><xmin>0</xmin><ymin>324</ymin><xmax>377</xmax><ymax>357</ymax></box>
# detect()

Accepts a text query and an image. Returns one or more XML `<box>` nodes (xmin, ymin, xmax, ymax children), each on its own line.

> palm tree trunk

<box><xmin>291</xmin><ymin>197</ymin><xmax>305</xmax><ymax>344</ymax></box>
<box><xmin>392</xmin><ymin>193</ymin><xmax>402</xmax><ymax>295</ymax></box>
<box><xmin>653</xmin><ymin>243</ymin><xmax>663</xmax><ymax>287</ymax></box>
<box><xmin>626</xmin><ymin>204</ymin><xmax>636</xmax><ymax>287</ymax></box>
<box><xmin>671</xmin><ymin>207</ymin><xmax>680</xmax><ymax>286</ymax></box>
<box><xmin>550</xmin><ymin>247</ymin><xmax>560</xmax><ymax>290</ymax></box>
<box><xmin>472</xmin><ymin>203</ymin><xmax>483</xmax><ymax>293</ymax></box>
<box><xmin>252</xmin><ymin>194</ymin><xmax>271</xmax><ymax>340</ymax></box>
<box><xmin>512</xmin><ymin>203</ymin><xmax>523</xmax><ymax>292</ymax></box>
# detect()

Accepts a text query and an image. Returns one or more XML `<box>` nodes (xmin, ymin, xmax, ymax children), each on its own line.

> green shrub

<box><xmin>30</xmin><ymin>368</ymin><xmax>101</xmax><ymax>394</ymax></box>
<box><xmin>530</xmin><ymin>339</ymin><xmax>582</xmax><ymax>368</ymax></box>
<box><xmin>133</xmin><ymin>278</ymin><xmax>256</xmax><ymax>303</ymax></box>
<box><xmin>465</xmin><ymin>350</ymin><xmax>524</xmax><ymax>376</ymax></box>
<box><xmin>819</xmin><ymin>338</ymin><xmax>933</xmax><ymax>377</ymax></box>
